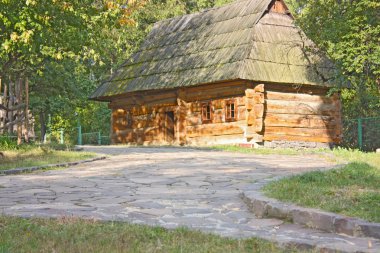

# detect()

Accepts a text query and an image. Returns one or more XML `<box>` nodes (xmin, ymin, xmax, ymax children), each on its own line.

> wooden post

<box><xmin>358</xmin><ymin>118</ymin><xmax>363</xmax><ymax>150</ymax></box>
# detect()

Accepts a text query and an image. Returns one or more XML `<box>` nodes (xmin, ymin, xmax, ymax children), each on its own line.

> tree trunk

<box><xmin>24</xmin><ymin>78</ymin><xmax>29</xmax><ymax>143</ymax></box>
<box><xmin>1</xmin><ymin>80</ymin><xmax>7</xmax><ymax>135</ymax></box>
<box><xmin>16</xmin><ymin>78</ymin><xmax>22</xmax><ymax>145</ymax></box>
<box><xmin>8</xmin><ymin>81</ymin><xmax>14</xmax><ymax>134</ymax></box>
<box><xmin>40</xmin><ymin>111</ymin><xmax>46</xmax><ymax>142</ymax></box>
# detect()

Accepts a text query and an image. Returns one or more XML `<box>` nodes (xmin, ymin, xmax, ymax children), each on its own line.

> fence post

<box><xmin>98</xmin><ymin>132</ymin><xmax>101</xmax><ymax>145</ymax></box>
<box><xmin>358</xmin><ymin>118</ymin><xmax>363</xmax><ymax>150</ymax></box>
<box><xmin>60</xmin><ymin>129</ymin><xmax>64</xmax><ymax>144</ymax></box>
<box><xmin>77</xmin><ymin>125</ymin><xmax>82</xmax><ymax>145</ymax></box>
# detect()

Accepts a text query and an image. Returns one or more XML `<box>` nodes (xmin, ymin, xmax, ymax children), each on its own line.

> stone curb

<box><xmin>241</xmin><ymin>183</ymin><xmax>380</xmax><ymax>240</ymax></box>
<box><xmin>0</xmin><ymin>156</ymin><xmax>107</xmax><ymax>175</ymax></box>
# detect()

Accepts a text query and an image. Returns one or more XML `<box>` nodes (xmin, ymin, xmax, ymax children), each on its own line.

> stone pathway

<box><xmin>0</xmin><ymin>146</ymin><xmax>379</xmax><ymax>252</ymax></box>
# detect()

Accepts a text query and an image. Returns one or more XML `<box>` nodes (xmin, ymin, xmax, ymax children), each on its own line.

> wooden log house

<box><xmin>91</xmin><ymin>0</ymin><xmax>342</xmax><ymax>148</ymax></box>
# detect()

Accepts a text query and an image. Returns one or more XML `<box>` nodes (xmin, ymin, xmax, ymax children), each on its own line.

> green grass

<box><xmin>0</xmin><ymin>216</ymin><xmax>299</xmax><ymax>253</ymax></box>
<box><xmin>0</xmin><ymin>147</ymin><xmax>96</xmax><ymax>171</ymax></box>
<box><xmin>214</xmin><ymin>145</ymin><xmax>380</xmax><ymax>222</ymax></box>
<box><xmin>262</xmin><ymin>150</ymin><xmax>380</xmax><ymax>222</ymax></box>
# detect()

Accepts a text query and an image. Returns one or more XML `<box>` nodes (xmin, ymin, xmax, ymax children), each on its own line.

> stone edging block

<box><xmin>241</xmin><ymin>183</ymin><xmax>380</xmax><ymax>240</ymax></box>
<box><xmin>0</xmin><ymin>156</ymin><xmax>107</xmax><ymax>175</ymax></box>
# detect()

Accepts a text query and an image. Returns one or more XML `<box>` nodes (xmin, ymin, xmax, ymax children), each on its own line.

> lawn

<box><xmin>214</xmin><ymin>146</ymin><xmax>380</xmax><ymax>223</ymax></box>
<box><xmin>262</xmin><ymin>149</ymin><xmax>380</xmax><ymax>223</ymax></box>
<box><xmin>0</xmin><ymin>147</ymin><xmax>96</xmax><ymax>171</ymax></box>
<box><xmin>0</xmin><ymin>216</ymin><xmax>297</xmax><ymax>253</ymax></box>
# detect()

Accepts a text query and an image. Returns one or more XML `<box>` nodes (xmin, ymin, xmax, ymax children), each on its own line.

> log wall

<box><xmin>108</xmin><ymin>80</ymin><xmax>342</xmax><ymax>146</ymax></box>
<box><xmin>263</xmin><ymin>84</ymin><xmax>342</xmax><ymax>144</ymax></box>
<box><xmin>185</xmin><ymin>97</ymin><xmax>248</xmax><ymax>145</ymax></box>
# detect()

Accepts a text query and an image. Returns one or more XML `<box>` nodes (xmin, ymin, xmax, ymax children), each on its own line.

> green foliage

<box><xmin>178</xmin><ymin>0</ymin><xmax>234</xmax><ymax>12</ymax></box>
<box><xmin>21</xmin><ymin>0</ymin><xmax>235</xmax><ymax>139</ymax></box>
<box><xmin>287</xmin><ymin>0</ymin><xmax>380</xmax><ymax>118</ymax></box>
<box><xmin>0</xmin><ymin>136</ymin><xmax>18</xmax><ymax>150</ymax></box>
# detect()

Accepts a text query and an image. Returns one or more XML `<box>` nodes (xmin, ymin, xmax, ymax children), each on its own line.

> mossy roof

<box><xmin>91</xmin><ymin>0</ymin><xmax>334</xmax><ymax>100</ymax></box>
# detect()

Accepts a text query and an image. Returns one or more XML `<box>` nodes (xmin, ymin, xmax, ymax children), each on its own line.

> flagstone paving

<box><xmin>1</xmin><ymin>146</ymin><xmax>379</xmax><ymax>252</ymax></box>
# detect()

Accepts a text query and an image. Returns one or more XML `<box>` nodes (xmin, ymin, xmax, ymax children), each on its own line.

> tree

<box><xmin>0</xmin><ymin>0</ymin><xmax>149</xmax><ymax>142</ymax></box>
<box><xmin>287</xmin><ymin>0</ymin><xmax>380</xmax><ymax>117</ymax></box>
<box><xmin>1</xmin><ymin>0</ymin><xmax>238</xmax><ymax>144</ymax></box>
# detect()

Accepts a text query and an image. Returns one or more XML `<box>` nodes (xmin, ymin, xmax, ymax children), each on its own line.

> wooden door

<box><xmin>165</xmin><ymin>111</ymin><xmax>175</xmax><ymax>143</ymax></box>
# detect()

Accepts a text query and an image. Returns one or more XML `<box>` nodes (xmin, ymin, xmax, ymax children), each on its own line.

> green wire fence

<box><xmin>342</xmin><ymin>117</ymin><xmax>380</xmax><ymax>151</ymax></box>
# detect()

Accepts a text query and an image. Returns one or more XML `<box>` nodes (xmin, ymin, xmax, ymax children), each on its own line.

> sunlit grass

<box><xmin>214</xmin><ymin>145</ymin><xmax>380</xmax><ymax>222</ymax></box>
<box><xmin>0</xmin><ymin>216</ymin><xmax>299</xmax><ymax>253</ymax></box>
<box><xmin>0</xmin><ymin>147</ymin><xmax>96</xmax><ymax>171</ymax></box>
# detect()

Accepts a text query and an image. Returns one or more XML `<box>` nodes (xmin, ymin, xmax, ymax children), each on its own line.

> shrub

<box><xmin>0</xmin><ymin>136</ymin><xmax>18</xmax><ymax>150</ymax></box>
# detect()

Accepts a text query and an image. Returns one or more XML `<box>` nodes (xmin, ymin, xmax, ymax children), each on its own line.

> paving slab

<box><xmin>0</xmin><ymin>146</ymin><xmax>379</xmax><ymax>252</ymax></box>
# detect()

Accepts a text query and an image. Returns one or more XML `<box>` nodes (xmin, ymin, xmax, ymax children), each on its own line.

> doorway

<box><xmin>165</xmin><ymin>111</ymin><xmax>175</xmax><ymax>143</ymax></box>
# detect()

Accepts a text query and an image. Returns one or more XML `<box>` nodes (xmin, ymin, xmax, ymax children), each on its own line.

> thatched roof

<box><xmin>91</xmin><ymin>0</ymin><xmax>334</xmax><ymax>101</ymax></box>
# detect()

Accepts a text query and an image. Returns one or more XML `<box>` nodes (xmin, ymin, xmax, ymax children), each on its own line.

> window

<box><xmin>201</xmin><ymin>102</ymin><xmax>212</xmax><ymax>123</ymax></box>
<box><xmin>225</xmin><ymin>99</ymin><xmax>236</xmax><ymax>122</ymax></box>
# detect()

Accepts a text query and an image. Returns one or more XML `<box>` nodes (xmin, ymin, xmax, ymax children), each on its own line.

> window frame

<box><xmin>225</xmin><ymin>99</ymin><xmax>237</xmax><ymax>122</ymax></box>
<box><xmin>201</xmin><ymin>101</ymin><xmax>213</xmax><ymax>124</ymax></box>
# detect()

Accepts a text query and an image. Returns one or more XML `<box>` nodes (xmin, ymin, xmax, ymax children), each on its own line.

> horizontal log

<box><xmin>187</xmin><ymin>133</ymin><xmax>247</xmax><ymax>145</ymax></box>
<box><xmin>264</xmin><ymin>126</ymin><xmax>338</xmax><ymax>139</ymax></box>
<box><xmin>264</xmin><ymin>134</ymin><xmax>339</xmax><ymax>143</ymax></box>
<box><xmin>265</xmin><ymin>91</ymin><xmax>335</xmax><ymax>103</ymax></box>
<box><xmin>236</xmin><ymin>97</ymin><xmax>245</xmax><ymax>106</ymax></box>
<box><xmin>115</xmin><ymin>126</ymin><xmax>159</xmax><ymax>135</ymax></box>
<box><xmin>237</xmin><ymin>106</ymin><xmax>246</xmax><ymax>121</ymax></box>
<box><xmin>186</xmin><ymin>122</ymin><xmax>244</xmax><ymax>138</ymax></box>
<box><xmin>265</xmin><ymin>83</ymin><xmax>329</xmax><ymax>95</ymax></box>
<box><xmin>132</xmin><ymin>120</ymin><xmax>157</xmax><ymax>129</ymax></box>
<box><xmin>264</xmin><ymin>113</ymin><xmax>337</xmax><ymax>128</ymax></box>
<box><xmin>144</xmin><ymin>97</ymin><xmax>177</xmax><ymax>107</ymax></box>
<box><xmin>213</xmin><ymin>109</ymin><xmax>224</xmax><ymax>124</ymax></box>
<box><xmin>184</xmin><ymin>85</ymin><xmax>246</xmax><ymax>101</ymax></box>
<box><xmin>213</xmin><ymin>100</ymin><xmax>223</xmax><ymax>110</ymax></box>
<box><xmin>186</xmin><ymin>112</ymin><xmax>201</xmax><ymax>126</ymax></box>
<box><xmin>266</xmin><ymin>100</ymin><xmax>337</xmax><ymax>115</ymax></box>
<box><xmin>186</xmin><ymin>80</ymin><xmax>248</xmax><ymax>93</ymax></box>
<box><xmin>110</xmin><ymin>90</ymin><xmax>177</xmax><ymax>106</ymax></box>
